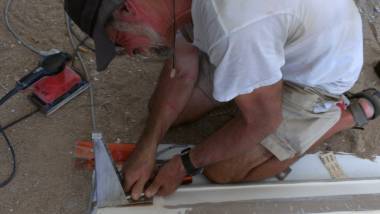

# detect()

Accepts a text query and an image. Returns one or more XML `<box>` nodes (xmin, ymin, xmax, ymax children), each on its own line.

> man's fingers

<box><xmin>145</xmin><ymin>178</ymin><xmax>161</xmax><ymax>198</ymax></box>
<box><xmin>131</xmin><ymin>178</ymin><xmax>147</xmax><ymax>200</ymax></box>
<box><xmin>157</xmin><ymin>184</ymin><xmax>175</xmax><ymax>197</ymax></box>
<box><xmin>123</xmin><ymin>175</ymin><xmax>137</xmax><ymax>193</ymax></box>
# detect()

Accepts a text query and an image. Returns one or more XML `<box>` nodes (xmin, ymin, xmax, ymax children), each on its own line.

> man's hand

<box><xmin>123</xmin><ymin>146</ymin><xmax>156</xmax><ymax>200</ymax></box>
<box><xmin>145</xmin><ymin>155</ymin><xmax>187</xmax><ymax>197</ymax></box>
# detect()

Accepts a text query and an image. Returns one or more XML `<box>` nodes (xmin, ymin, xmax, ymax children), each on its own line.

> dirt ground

<box><xmin>0</xmin><ymin>0</ymin><xmax>379</xmax><ymax>213</ymax></box>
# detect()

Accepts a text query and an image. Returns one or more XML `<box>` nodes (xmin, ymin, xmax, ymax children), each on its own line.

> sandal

<box><xmin>345</xmin><ymin>88</ymin><xmax>380</xmax><ymax>129</ymax></box>
<box><xmin>375</xmin><ymin>61</ymin><xmax>380</xmax><ymax>79</ymax></box>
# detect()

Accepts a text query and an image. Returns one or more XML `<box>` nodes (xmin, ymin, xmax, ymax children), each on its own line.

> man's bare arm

<box><xmin>144</xmin><ymin>81</ymin><xmax>284</xmax><ymax>197</ymax></box>
<box><xmin>123</xmin><ymin>40</ymin><xmax>200</xmax><ymax>200</ymax></box>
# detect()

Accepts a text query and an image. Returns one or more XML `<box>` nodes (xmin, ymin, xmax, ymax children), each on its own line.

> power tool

<box><xmin>0</xmin><ymin>52</ymin><xmax>89</xmax><ymax>115</ymax></box>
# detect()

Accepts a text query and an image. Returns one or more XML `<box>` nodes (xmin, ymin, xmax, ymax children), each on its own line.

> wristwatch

<box><xmin>180</xmin><ymin>148</ymin><xmax>204</xmax><ymax>176</ymax></box>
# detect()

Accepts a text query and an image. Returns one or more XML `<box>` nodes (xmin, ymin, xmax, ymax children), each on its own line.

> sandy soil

<box><xmin>0</xmin><ymin>0</ymin><xmax>379</xmax><ymax>213</ymax></box>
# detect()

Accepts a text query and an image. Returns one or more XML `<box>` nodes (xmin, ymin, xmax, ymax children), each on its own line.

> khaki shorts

<box><xmin>196</xmin><ymin>52</ymin><xmax>342</xmax><ymax>161</ymax></box>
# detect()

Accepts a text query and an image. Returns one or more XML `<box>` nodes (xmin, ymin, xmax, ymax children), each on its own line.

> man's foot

<box><xmin>347</xmin><ymin>89</ymin><xmax>380</xmax><ymax>128</ymax></box>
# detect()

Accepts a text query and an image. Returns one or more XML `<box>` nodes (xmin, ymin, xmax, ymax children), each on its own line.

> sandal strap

<box><xmin>349</xmin><ymin>99</ymin><xmax>369</xmax><ymax>128</ymax></box>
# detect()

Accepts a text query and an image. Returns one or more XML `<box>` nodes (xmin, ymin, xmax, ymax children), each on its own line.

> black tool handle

<box><xmin>17</xmin><ymin>67</ymin><xmax>46</xmax><ymax>90</ymax></box>
<box><xmin>17</xmin><ymin>52</ymin><xmax>71</xmax><ymax>90</ymax></box>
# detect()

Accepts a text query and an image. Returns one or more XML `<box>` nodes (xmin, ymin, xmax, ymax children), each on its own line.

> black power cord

<box><xmin>0</xmin><ymin>100</ymin><xmax>40</xmax><ymax>187</ymax></box>
<box><xmin>0</xmin><ymin>125</ymin><xmax>16</xmax><ymax>188</ymax></box>
<box><xmin>0</xmin><ymin>88</ymin><xmax>19</xmax><ymax>106</ymax></box>
<box><xmin>1</xmin><ymin>0</ymin><xmax>40</xmax><ymax>188</ymax></box>
<box><xmin>0</xmin><ymin>84</ymin><xmax>19</xmax><ymax>188</ymax></box>
<box><xmin>2</xmin><ymin>109</ymin><xmax>39</xmax><ymax>131</ymax></box>
<box><xmin>0</xmin><ymin>98</ymin><xmax>39</xmax><ymax>188</ymax></box>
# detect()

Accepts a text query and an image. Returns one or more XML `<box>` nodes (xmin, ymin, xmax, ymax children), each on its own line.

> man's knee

<box><xmin>203</xmin><ymin>150</ymin><xmax>273</xmax><ymax>184</ymax></box>
<box><xmin>173</xmin><ymin>42</ymin><xmax>199</xmax><ymax>82</ymax></box>
<box><xmin>203</xmin><ymin>168</ymin><xmax>240</xmax><ymax>184</ymax></box>
<box><xmin>243</xmin><ymin>156</ymin><xmax>299</xmax><ymax>182</ymax></box>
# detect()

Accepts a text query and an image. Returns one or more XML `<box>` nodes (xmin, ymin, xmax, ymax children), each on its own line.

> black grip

<box><xmin>17</xmin><ymin>52</ymin><xmax>71</xmax><ymax>89</ymax></box>
<box><xmin>40</xmin><ymin>52</ymin><xmax>71</xmax><ymax>74</ymax></box>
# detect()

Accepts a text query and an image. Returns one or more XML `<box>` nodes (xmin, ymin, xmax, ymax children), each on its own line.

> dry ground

<box><xmin>0</xmin><ymin>0</ymin><xmax>379</xmax><ymax>213</ymax></box>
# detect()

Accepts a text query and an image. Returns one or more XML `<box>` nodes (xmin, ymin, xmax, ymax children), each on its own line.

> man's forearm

<box><xmin>136</xmin><ymin>65</ymin><xmax>199</xmax><ymax>149</ymax></box>
<box><xmin>190</xmin><ymin>113</ymin><xmax>280</xmax><ymax>169</ymax></box>
<box><xmin>139</xmin><ymin>100</ymin><xmax>184</xmax><ymax>146</ymax></box>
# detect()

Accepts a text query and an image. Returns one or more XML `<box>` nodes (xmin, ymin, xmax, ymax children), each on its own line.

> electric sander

<box><xmin>31</xmin><ymin>53</ymin><xmax>89</xmax><ymax>115</ymax></box>
<box><xmin>0</xmin><ymin>52</ymin><xmax>89</xmax><ymax>115</ymax></box>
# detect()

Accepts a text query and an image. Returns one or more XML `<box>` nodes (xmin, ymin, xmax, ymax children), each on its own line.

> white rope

<box><xmin>64</xmin><ymin>13</ymin><xmax>98</xmax><ymax>131</ymax></box>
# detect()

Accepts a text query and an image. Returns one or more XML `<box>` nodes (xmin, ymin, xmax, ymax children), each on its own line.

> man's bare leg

<box><xmin>203</xmin><ymin>99</ymin><xmax>375</xmax><ymax>183</ymax></box>
<box><xmin>203</xmin><ymin>140</ymin><xmax>273</xmax><ymax>183</ymax></box>
<box><xmin>241</xmin><ymin>98</ymin><xmax>374</xmax><ymax>181</ymax></box>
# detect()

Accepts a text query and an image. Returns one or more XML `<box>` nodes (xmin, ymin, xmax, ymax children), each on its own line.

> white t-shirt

<box><xmin>191</xmin><ymin>0</ymin><xmax>363</xmax><ymax>102</ymax></box>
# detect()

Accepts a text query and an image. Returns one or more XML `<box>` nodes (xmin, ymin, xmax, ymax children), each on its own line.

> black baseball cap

<box><xmin>64</xmin><ymin>0</ymin><xmax>123</xmax><ymax>71</ymax></box>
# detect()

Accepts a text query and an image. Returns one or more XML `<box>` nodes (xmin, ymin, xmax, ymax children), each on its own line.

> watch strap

<box><xmin>180</xmin><ymin>150</ymin><xmax>202</xmax><ymax>176</ymax></box>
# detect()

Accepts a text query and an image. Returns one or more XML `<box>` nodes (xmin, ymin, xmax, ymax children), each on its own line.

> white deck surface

<box><xmin>93</xmin><ymin>146</ymin><xmax>380</xmax><ymax>214</ymax></box>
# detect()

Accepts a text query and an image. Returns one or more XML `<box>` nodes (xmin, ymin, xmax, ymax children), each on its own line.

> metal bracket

<box><xmin>92</xmin><ymin>132</ymin><xmax>129</xmax><ymax>208</ymax></box>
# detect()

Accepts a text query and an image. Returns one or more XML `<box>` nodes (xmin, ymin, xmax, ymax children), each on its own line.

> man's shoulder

<box><xmin>194</xmin><ymin>0</ymin><xmax>358</xmax><ymax>32</ymax></box>
<box><xmin>192</xmin><ymin>0</ymin><xmax>298</xmax><ymax>51</ymax></box>
<box><xmin>204</xmin><ymin>0</ymin><xmax>298</xmax><ymax>32</ymax></box>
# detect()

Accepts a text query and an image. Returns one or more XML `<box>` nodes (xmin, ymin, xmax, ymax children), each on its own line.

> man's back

<box><xmin>192</xmin><ymin>0</ymin><xmax>363</xmax><ymax>101</ymax></box>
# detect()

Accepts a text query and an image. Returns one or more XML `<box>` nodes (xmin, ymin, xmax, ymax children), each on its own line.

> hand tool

<box><xmin>0</xmin><ymin>52</ymin><xmax>89</xmax><ymax>115</ymax></box>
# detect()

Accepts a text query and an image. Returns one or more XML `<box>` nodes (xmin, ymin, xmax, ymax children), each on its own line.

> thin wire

<box><xmin>172</xmin><ymin>0</ymin><xmax>176</xmax><ymax>70</ymax></box>
<box><xmin>4</xmin><ymin>0</ymin><xmax>44</xmax><ymax>56</ymax></box>
<box><xmin>71</xmin><ymin>31</ymin><xmax>96</xmax><ymax>52</ymax></box>
<box><xmin>2</xmin><ymin>109</ymin><xmax>39</xmax><ymax>131</ymax></box>
<box><xmin>65</xmin><ymin>13</ymin><xmax>98</xmax><ymax>131</ymax></box>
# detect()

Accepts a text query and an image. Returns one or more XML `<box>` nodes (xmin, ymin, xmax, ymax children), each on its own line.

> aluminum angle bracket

<box><xmin>92</xmin><ymin>132</ymin><xmax>129</xmax><ymax>208</ymax></box>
